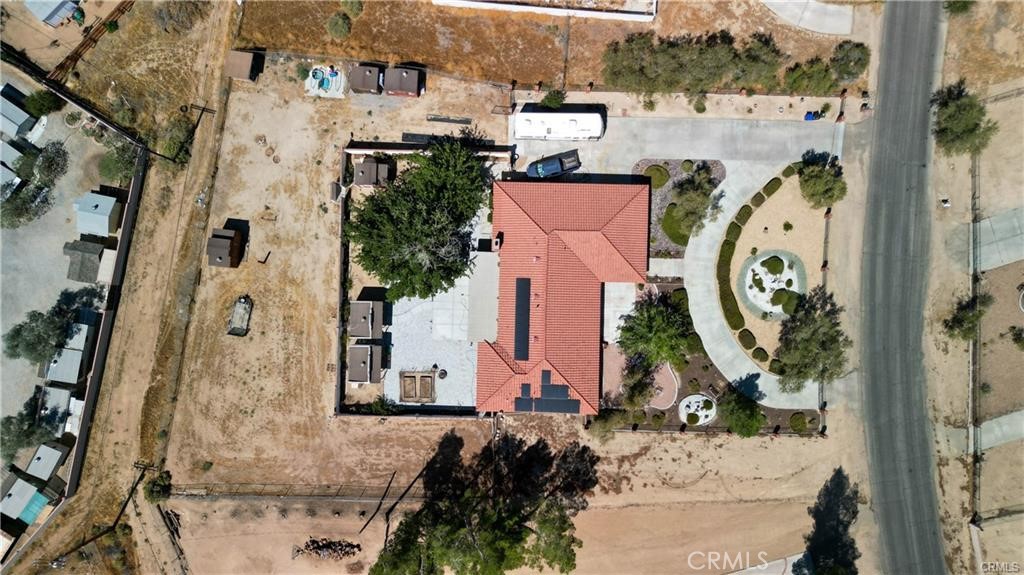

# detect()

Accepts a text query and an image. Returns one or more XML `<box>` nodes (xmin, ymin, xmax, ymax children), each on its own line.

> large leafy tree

<box><xmin>617</xmin><ymin>292</ymin><xmax>692</xmax><ymax>366</ymax></box>
<box><xmin>371</xmin><ymin>432</ymin><xmax>599</xmax><ymax>575</ymax></box>
<box><xmin>793</xmin><ymin>468</ymin><xmax>861</xmax><ymax>575</ymax></box>
<box><xmin>829</xmin><ymin>41</ymin><xmax>870</xmax><ymax>83</ymax></box>
<box><xmin>798</xmin><ymin>163</ymin><xmax>847</xmax><ymax>209</ymax></box>
<box><xmin>931</xmin><ymin>79</ymin><xmax>998</xmax><ymax>156</ymax></box>
<box><xmin>776</xmin><ymin>287</ymin><xmax>852</xmax><ymax>393</ymax></box>
<box><xmin>3</xmin><ymin>287</ymin><xmax>104</xmax><ymax>364</ymax></box>
<box><xmin>735</xmin><ymin>33</ymin><xmax>784</xmax><ymax>91</ymax></box>
<box><xmin>348</xmin><ymin>139</ymin><xmax>487</xmax><ymax>300</ymax></box>
<box><xmin>784</xmin><ymin>58</ymin><xmax>837</xmax><ymax>96</ymax></box>
<box><xmin>718</xmin><ymin>389</ymin><xmax>765</xmax><ymax>437</ymax></box>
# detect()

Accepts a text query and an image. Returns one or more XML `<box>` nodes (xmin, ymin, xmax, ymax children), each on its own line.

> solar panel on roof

<box><xmin>541</xmin><ymin>370</ymin><xmax>551</xmax><ymax>385</ymax></box>
<box><xmin>514</xmin><ymin>278</ymin><xmax>531</xmax><ymax>361</ymax></box>
<box><xmin>514</xmin><ymin>397</ymin><xmax>534</xmax><ymax>412</ymax></box>
<box><xmin>532</xmin><ymin>398</ymin><xmax>581</xmax><ymax>413</ymax></box>
<box><xmin>521</xmin><ymin>383</ymin><xmax>531</xmax><ymax>397</ymax></box>
<box><xmin>541</xmin><ymin>385</ymin><xmax>568</xmax><ymax>399</ymax></box>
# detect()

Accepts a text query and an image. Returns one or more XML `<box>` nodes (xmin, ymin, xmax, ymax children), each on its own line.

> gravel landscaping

<box><xmin>635</xmin><ymin>158</ymin><xmax>726</xmax><ymax>258</ymax></box>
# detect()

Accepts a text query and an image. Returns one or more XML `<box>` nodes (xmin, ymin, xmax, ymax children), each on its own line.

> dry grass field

<box><xmin>943</xmin><ymin>2</ymin><xmax>1024</xmax><ymax>88</ymax></box>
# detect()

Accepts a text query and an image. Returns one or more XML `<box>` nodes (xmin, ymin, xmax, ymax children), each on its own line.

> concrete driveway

<box><xmin>761</xmin><ymin>0</ymin><xmax>854</xmax><ymax>35</ymax></box>
<box><xmin>514</xmin><ymin>116</ymin><xmax>842</xmax><ymax>408</ymax></box>
<box><xmin>513</xmin><ymin>117</ymin><xmax>841</xmax><ymax>174</ymax></box>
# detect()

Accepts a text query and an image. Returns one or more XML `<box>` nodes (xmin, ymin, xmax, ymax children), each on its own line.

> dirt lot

<box><xmin>978</xmin><ymin>262</ymin><xmax>1024</xmax><ymax>420</ymax></box>
<box><xmin>731</xmin><ymin>176</ymin><xmax>827</xmax><ymax>356</ymax></box>
<box><xmin>943</xmin><ymin>2</ymin><xmax>1024</xmax><ymax>88</ymax></box>
<box><xmin>238</xmin><ymin>0</ymin><xmax>875</xmax><ymax>89</ymax></box>
<box><xmin>503</xmin><ymin>407</ymin><xmax>880</xmax><ymax>574</ymax></box>
<box><xmin>170</xmin><ymin>497</ymin><xmax>399</xmax><ymax>574</ymax></box>
<box><xmin>163</xmin><ymin>68</ymin><xmax>498</xmax><ymax>487</ymax></box>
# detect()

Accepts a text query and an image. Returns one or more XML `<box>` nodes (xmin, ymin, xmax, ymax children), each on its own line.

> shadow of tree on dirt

<box><xmin>372</xmin><ymin>430</ymin><xmax>599</xmax><ymax>575</ymax></box>
<box><xmin>793</xmin><ymin>466</ymin><xmax>861</xmax><ymax>575</ymax></box>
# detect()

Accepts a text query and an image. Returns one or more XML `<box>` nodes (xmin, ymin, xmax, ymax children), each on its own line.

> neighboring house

<box><xmin>224</xmin><ymin>50</ymin><xmax>265</xmax><ymax>82</ymax></box>
<box><xmin>40</xmin><ymin>386</ymin><xmax>72</xmax><ymax>435</ymax></box>
<box><xmin>45</xmin><ymin>322</ymin><xmax>96</xmax><ymax>388</ymax></box>
<box><xmin>206</xmin><ymin>228</ymin><xmax>243</xmax><ymax>267</ymax></box>
<box><xmin>476</xmin><ymin>180</ymin><xmax>650</xmax><ymax>415</ymax></box>
<box><xmin>63</xmin><ymin>239</ymin><xmax>106</xmax><ymax>283</ymax></box>
<box><xmin>349</xmin><ymin>65</ymin><xmax>383</xmax><ymax>95</ymax></box>
<box><xmin>383</xmin><ymin>67</ymin><xmax>422</xmax><ymax>97</ymax></box>
<box><xmin>0</xmin><ymin>470</ymin><xmax>63</xmax><ymax>540</ymax></box>
<box><xmin>24</xmin><ymin>0</ymin><xmax>78</xmax><ymax>27</ymax></box>
<box><xmin>25</xmin><ymin>443</ymin><xmax>71</xmax><ymax>483</ymax></box>
<box><xmin>0</xmin><ymin>84</ymin><xmax>37</xmax><ymax>140</ymax></box>
<box><xmin>352</xmin><ymin>157</ymin><xmax>391</xmax><ymax>189</ymax></box>
<box><xmin>73</xmin><ymin>190</ymin><xmax>123</xmax><ymax>237</ymax></box>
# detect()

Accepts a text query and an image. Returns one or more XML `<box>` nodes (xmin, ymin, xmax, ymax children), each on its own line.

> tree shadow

<box><xmin>732</xmin><ymin>373</ymin><xmax>766</xmax><ymax>401</ymax></box>
<box><xmin>793</xmin><ymin>467</ymin><xmax>861</xmax><ymax>575</ymax></box>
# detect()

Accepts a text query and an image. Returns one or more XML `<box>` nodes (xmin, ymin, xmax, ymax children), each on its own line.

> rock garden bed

<box><xmin>635</xmin><ymin>158</ymin><xmax>726</xmax><ymax>258</ymax></box>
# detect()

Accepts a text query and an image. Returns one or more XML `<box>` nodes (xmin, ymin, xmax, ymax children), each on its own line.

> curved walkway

<box><xmin>761</xmin><ymin>0</ymin><xmax>854</xmax><ymax>35</ymax></box>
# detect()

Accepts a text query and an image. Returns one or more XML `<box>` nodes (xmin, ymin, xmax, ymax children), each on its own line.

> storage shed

<box><xmin>347</xmin><ymin>344</ymin><xmax>382</xmax><ymax>384</ymax></box>
<box><xmin>350</xmin><ymin>65</ymin><xmax>383</xmax><ymax>94</ymax></box>
<box><xmin>206</xmin><ymin>228</ymin><xmax>243</xmax><ymax>267</ymax></box>
<box><xmin>224</xmin><ymin>50</ymin><xmax>264</xmax><ymax>82</ymax></box>
<box><xmin>26</xmin><ymin>443</ymin><xmax>71</xmax><ymax>482</ymax></box>
<box><xmin>349</xmin><ymin>300</ymin><xmax>384</xmax><ymax>339</ymax></box>
<box><xmin>383</xmin><ymin>68</ymin><xmax>422</xmax><ymax>97</ymax></box>
<box><xmin>74</xmin><ymin>192</ymin><xmax>122</xmax><ymax>237</ymax></box>
<box><xmin>63</xmin><ymin>239</ymin><xmax>105</xmax><ymax>283</ymax></box>
<box><xmin>353</xmin><ymin>158</ymin><xmax>390</xmax><ymax>188</ymax></box>
<box><xmin>1</xmin><ymin>85</ymin><xmax>37</xmax><ymax>139</ymax></box>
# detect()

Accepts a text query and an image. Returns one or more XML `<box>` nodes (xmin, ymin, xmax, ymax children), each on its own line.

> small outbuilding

<box><xmin>347</xmin><ymin>344</ymin><xmax>382</xmax><ymax>384</ymax></box>
<box><xmin>225</xmin><ymin>50</ymin><xmax>265</xmax><ymax>82</ymax></box>
<box><xmin>63</xmin><ymin>239</ymin><xmax>105</xmax><ymax>283</ymax></box>
<box><xmin>227</xmin><ymin>295</ymin><xmax>253</xmax><ymax>336</ymax></box>
<box><xmin>73</xmin><ymin>191</ymin><xmax>122</xmax><ymax>237</ymax></box>
<box><xmin>383</xmin><ymin>68</ymin><xmax>422</xmax><ymax>97</ymax></box>
<box><xmin>353</xmin><ymin>158</ymin><xmax>391</xmax><ymax>188</ymax></box>
<box><xmin>45</xmin><ymin>322</ymin><xmax>95</xmax><ymax>388</ymax></box>
<box><xmin>0</xmin><ymin>84</ymin><xmax>36</xmax><ymax>139</ymax></box>
<box><xmin>26</xmin><ymin>442</ymin><xmax>71</xmax><ymax>483</ymax></box>
<box><xmin>349</xmin><ymin>65</ymin><xmax>383</xmax><ymax>95</ymax></box>
<box><xmin>206</xmin><ymin>228</ymin><xmax>243</xmax><ymax>267</ymax></box>
<box><xmin>24</xmin><ymin>0</ymin><xmax>78</xmax><ymax>27</ymax></box>
<box><xmin>349</xmin><ymin>300</ymin><xmax>384</xmax><ymax>339</ymax></box>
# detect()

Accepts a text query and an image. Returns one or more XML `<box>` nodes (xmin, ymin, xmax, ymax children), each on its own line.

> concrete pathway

<box><xmin>761</xmin><ymin>0</ymin><xmax>854</xmax><ymax>35</ymax></box>
<box><xmin>977</xmin><ymin>206</ymin><xmax>1024</xmax><ymax>271</ymax></box>
<box><xmin>649</xmin><ymin>257</ymin><xmax>683</xmax><ymax>279</ymax></box>
<box><xmin>979</xmin><ymin>410</ymin><xmax>1024</xmax><ymax>451</ymax></box>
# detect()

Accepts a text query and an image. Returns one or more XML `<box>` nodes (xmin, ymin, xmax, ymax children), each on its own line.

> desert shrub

<box><xmin>830</xmin><ymin>41</ymin><xmax>870</xmax><ymax>83</ymax></box>
<box><xmin>539</xmin><ymin>89</ymin><xmax>566</xmax><ymax>109</ymax></box>
<box><xmin>24</xmin><ymin>90</ymin><xmax>65</xmax><ymax>117</ymax></box>
<box><xmin>602</xmin><ymin>31</ymin><xmax>740</xmax><ymax>97</ymax></box>
<box><xmin>799</xmin><ymin>164</ymin><xmax>847</xmax><ymax>208</ymax></box>
<box><xmin>738</xmin><ymin>329</ymin><xmax>757</xmax><ymax>350</ymax></box>
<box><xmin>783</xmin><ymin>221</ymin><xmax>794</xmax><ymax>232</ymax></box>
<box><xmin>160</xmin><ymin>115</ymin><xmax>193</xmax><ymax>165</ymax></box>
<box><xmin>144</xmin><ymin>470</ymin><xmax>173</xmax><ymax>502</ymax></box>
<box><xmin>750</xmin><ymin>192</ymin><xmax>766</xmax><ymax>207</ymax></box>
<box><xmin>99</xmin><ymin>138</ymin><xmax>137</xmax><ymax>184</ymax></box>
<box><xmin>651</xmin><ymin>411</ymin><xmax>666</xmax><ymax>430</ymax></box>
<box><xmin>681</xmin><ymin>160</ymin><xmax>694</xmax><ymax>173</ymax></box>
<box><xmin>105</xmin><ymin>20</ymin><xmax>119</xmax><ymax>33</ymax></box>
<box><xmin>735</xmin><ymin>204</ymin><xmax>753</xmax><ymax>225</ymax></box>
<box><xmin>111</xmin><ymin>98</ymin><xmax>135</xmax><ymax>126</ymax></box>
<box><xmin>789</xmin><ymin>412</ymin><xmax>808</xmax><ymax>433</ymax></box>
<box><xmin>821</xmin><ymin>102</ymin><xmax>832</xmax><ymax>115</ymax></box>
<box><xmin>693</xmin><ymin>99</ymin><xmax>707</xmax><ymax>114</ymax></box>
<box><xmin>944</xmin><ymin>0</ymin><xmax>974</xmax><ymax>14</ymax></box>
<box><xmin>784</xmin><ymin>58</ymin><xmax>836</xmax><ymax>96</ymax></box>
<box><xmin>65</xmin><ymin>110</ymin><xmax>82</xmax><ymax>125</ymax></box>
<box><xmin>154</xmin><ymin>0</ymin><xmax>211</xmax><ymax>34</ymax></box>
<box><xmin>719</xmin><ymin>390</ymin><xmax>765</xmax><ymax>437</ymax></box>
<box><xmin>1008</xmin><ymin>326</ymin><xmax>1024</xmax><ymax>351</ymax></box>
<box><xmin>752</xmin><ymin>347</ymin><xmax>769</xmax><ymax>362</ymax></box>
<box><xmin>761</xmin><ymin>255</ymin><xmax>785</xmax><ymax>275</ymax></box>
<box><xmin>931</xmin><ymin>79</ymin><xmax>998</xmax><ymax>156</ymax></box>
<box><xmin>762</xmin><ymin>177</ymin><xmax>783</xmax><ymax>196</ymax></box>
<box><xmin>296</xmin><ymin>63</ymin><xmax>311</xmax><ymax>81</ymax></box>
<box><xmin>943</xmin><ymin>293</ymin><xmax>993</xmax><ymax>340</ymax></box>
<box><xmin>343</xmin><ymin>0</ymin><xmax>364</xmax><ymax>17</ymax></box>
<box><xmin>326</xmin><ymin>11</ymin><xmax>352</xmax><ymax>39</ymax></box>
<box><xmin>782</xmin><ymin>165</ymin><xmax>796</xmax><ymax>178</ymax></box>
<box><xmin>201</xmin><ymin>461</ymin><xmax>213</xmax><ymax>471</ymax></box>
<box><xmin>734</xmin><ymin>33</ymin><xmax>783</xmax><ymax>91</ymax></box>
<box><xmin>769</xmin><ymin>359</ymin><xmax>784</xmax><ymax>374</ymax></box>
<box><xmin>686</xmin><ymin>412</ymin><xmax>700</xmax><ymax>426</ymax></box>
<box><xmin>644</xmin><ymin>164</ymin><xmax>670</xmax><ymax>189</ymax></box>
<box><xmin>726</xmin><ymin>221</ymin><xmax>742</xmax><ymax>241</ymax></box>
<box><xmin>687</xmin><ymin>379</ymin><xmax>701</xmax><ymax>393</ymax></box>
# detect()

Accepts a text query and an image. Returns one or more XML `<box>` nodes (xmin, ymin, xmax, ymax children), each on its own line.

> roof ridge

<box><xmin>493</xmin><ymin>180</ymin><xmax>547</xmax><ymax>235</ymax></box>
<box><xmin>599</xmin><ymin>185</ymin><xmax>648</xmax><ymax>279</ymax></box>
<box><xmin>537</xmin><ymin>359</ymin><xmax>600</xmax><ymax>415</ymax></box>
<box><xmin>476</xmin><ymin>342</ymin><xmax>518</xmax><ymax>408</ymax></box>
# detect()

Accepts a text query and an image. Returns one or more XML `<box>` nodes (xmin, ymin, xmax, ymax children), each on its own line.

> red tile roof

<box><xmin>476</xmin><ymin>181</ymin><xmax>650</xmax><ymax>415</ymax></box>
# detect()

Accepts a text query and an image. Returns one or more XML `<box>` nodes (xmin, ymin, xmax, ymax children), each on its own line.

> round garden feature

<box><xmin>737</xmin><ymin>249</ymin><xmax>807</xmax><ymax>319</ymax></box>
<box><xmin>678</xmin><ymin>393</ymin><xmax>717</xmax><ymax>426</ymax></box>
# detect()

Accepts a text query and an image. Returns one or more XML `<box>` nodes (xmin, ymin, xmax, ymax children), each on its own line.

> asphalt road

<box><xmin>861</xmin><ymin>2</ymin><xmax>947</xmax><ymax>574</ymax></box>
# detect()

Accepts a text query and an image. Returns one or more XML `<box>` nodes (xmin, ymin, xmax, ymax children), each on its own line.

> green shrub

<box><xmin>735</xmin><ymin>205</ymin><xmax>753</xmax><ymax>225</ymax></box>
<box><xmin>105</xmin><ymin>20</ymin><xmax>119</xmax><ymax>33</ymax></box>
<box><xmin>752</xmin><ymin>347</ymin><xmax>769</xmax><ymax>362</ymax></box>
<box><xmin>687</xmin><ymin>378</ymin><xmax>701</xmax><ymax>393</ymax></box>
<box><xmin>144</xmin><ymin>470</ymin><xmax>173</xmax><ymax>502</ymax></box>
<box><xmin>771</xmin><ymin>289</ymin><xmax>799</xmax><ymax>314</ymax></box>
<box><xmin>799</xmin><ymin>164</ymin><xmax>848</xmax><ymax>208</ymax></box>
<box><xmin>651</xmin><ymin>411</ymin><xmax>667</xmax><ymax>430</ymax></box>
<box><xmin>588</xmin><ymin>409</ymin><xmax>631</xmax><ymax>442</ymax></box>
<box><xmin>762</xmin><ymin>177</ymin><xmax>783</xmax><ymax>197</ymax></box>
<box><xmin>820</xmin><ymin>102</ymin><xmax>832</xmax><ymax>115</ymax></box>
<box><xmin>738</xmin><ymin>329</ymin><xmax>757</xmax><ymax>350</ymax></box>
<box><xmin>789</xmin><ymin>412</ymin><xmax>808</xmax><ymax>433</ymax></box>
<box><xmin>24</xmin><ymin>90</ymin><xmax>65</xmax><ymax>117</ymax></box>
<box><xmin>750</xmin><ymin>192</ymin><xmax>766</xmax><ymax>208</ymax></box>
<box><xmin>931</xmin><ymin>80</ymin><xmax>998</xmax><ymax>156</ymax></box>
<box><xmin>694</xmin><ymin>99</ymin><xmax>707</xmax><ymax>114</ymax></box>
<box><xmin>944</xmin><ymin>0</ymin><xmax>974</xmax><ymax>14</ymax></box>
<box><xmin>943</xmin><ymin>293</ymin><xmax>994</xmax><ymax>340</ymax></box>
<box><xmin>631</xmin><ymin>410</ymin><xmax>648</xmax><ymax>425</ymax></box>
<box><xmin>702</xmin><ymin>399</ymin><xmax>713</xmax><ymax>410</ymax></box>
<box><xmin>761</xmin><ymin>255</ymin><xmax>785</xmax><ymax>275</ymax></box>
<box><xmin>783</xmin><ymin>221</ymin><xmax>794</xmax><ymax>232</ymax></box>
<box><xmin>830</xmin><ymin>41</ymin><xmax>870</xmax><ymax>83</ymax></box>
<box><xmin>717</xmin><ymin>239</ymin><xmax>745</xmax><ymax>330</ymax></box>
<box><xmin>782</xmin><ymin>165</ymin><xmax>796</xmax><ymax>178</ymax></box>
<box><xmin>686</xmin><ymin>412</ymin><xmax>700</xmax><ymax>426</ymax></box>
<box><xmin>296</xmin><ymin>63</ymin><xmax>311</xmax><ymax>81</ymax></box>
<box><xmin>726</xmin><ymin>221</ymin><xmax>742</xmax><ymax>241</ymax></box>
<box><xmin>660</xmin><ymin>204</ymin><xmax>690</xmax><ymax>247</ymax></box>
<box><xmin>540</xmin><ymin>89</ymin><xmax>566</xmax><ymax>109</ymax></box>
<box><xmin>644</xmin><ymin>164</ymin><xmax>670</xmax><ymax>189</ymax></box>
<box><xmin>750</xmin><ymin>247</ymin><xmax>758</xmax><ymax>256</ymax></box>
<box><xmin>201</xmin><ymin>461</ymin><xmax>214</xmax><ymax>471</ymax></box>
<box><xmin>719</xmin><ymin>390</ymin><xmax>765</xmax><ymax>437</ymax></box>
<box><xmin>343</xmin><ymin>0</ymin><xmax>364</xmax><ymax>17</ymax></box>
<box><xmin>682</xmin><ymin>160</ymin><xmax>694</xmax><ymax>173</ymax></box>
<box><xmin>326</xmin><ymin>11</ymin><xmax>352</xmax><ymax>39</ymax></box>
<box><xmin>751</xmin><ymin>272</ymin><xmax>765</xmax><ymax>293</ymax></box>
<box><xmin>785</xmin><ymin>279</ymin><xmax>793</xmax><ymax>288</ymax></box>
<box><xmin>160</xmin><ymin>115</ymin><xmax>193</xmax><ymax>165</ymax></box>
<box><xmin>783</xmin><ymin>58</ymin><xmax>836</xmax><ymax>96</ymax></box>
<box><xmin>769</xmin><ymin>359</ymin><xmax>784</xmax><ymax>374</ymax></box>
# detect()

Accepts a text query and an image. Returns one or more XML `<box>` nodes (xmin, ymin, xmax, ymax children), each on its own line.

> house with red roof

<box><xmin>476</xmin><ymin>180</ymin><xmax>650</xmax><ymax>416</ymax></box>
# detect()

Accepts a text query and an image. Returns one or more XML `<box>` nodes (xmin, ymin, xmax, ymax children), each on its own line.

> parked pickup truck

<box><xmin>526</xmin><ymin>149</ymin><xmax>581</xmax><ymax>178</ymax></box>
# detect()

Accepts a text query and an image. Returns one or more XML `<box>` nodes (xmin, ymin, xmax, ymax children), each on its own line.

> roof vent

<box><xmin>402</xmin><ymin>70</ymin><xmax>408</xmax><ymax>77</ymax></box>
<box><xmin>92</xmin><ymin>204</ymin><xmax>99</xmax><ymax>210</ymax></box>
